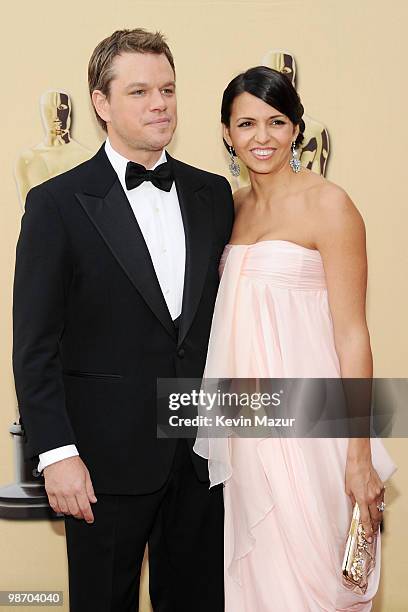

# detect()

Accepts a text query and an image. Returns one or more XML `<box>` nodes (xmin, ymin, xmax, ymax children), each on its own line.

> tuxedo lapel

<box><xmin>75</xmin><ymin>147</ymin><xmax>176</xmax><ymax>341</ymax></box>
<box><xmin>170</xmin><ymin>156</ymin><xmax>212</xmax><ymax>347</ymax></box>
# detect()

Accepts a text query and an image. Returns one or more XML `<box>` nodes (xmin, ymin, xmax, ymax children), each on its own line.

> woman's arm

<box><xmin>315</xmin><ymin>184</ymin><xmax>384</xmax><ymax>541</ymax></box>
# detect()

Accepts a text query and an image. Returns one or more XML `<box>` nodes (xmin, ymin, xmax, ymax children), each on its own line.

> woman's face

<box><xmin>224</xmin><ymin>92</ymin><xmax>299</xmax><ymax>175</ymax></box>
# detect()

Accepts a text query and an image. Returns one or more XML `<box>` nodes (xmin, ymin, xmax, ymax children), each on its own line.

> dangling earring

<box><xmin>228</xmin><ymin>145</ymin><xmax>240</xmax><ymax>177</ymax></box>
<box><xmin>289</xmin><ymin>141</ymin><xmax>301</xmax><ymax>173</ymax></box>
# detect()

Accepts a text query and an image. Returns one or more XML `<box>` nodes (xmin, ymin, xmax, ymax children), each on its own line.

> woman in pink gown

<box><xmin>194</xmin><ymin>66</ymin><xmax>396</xmax><ymax>611</ymax></box>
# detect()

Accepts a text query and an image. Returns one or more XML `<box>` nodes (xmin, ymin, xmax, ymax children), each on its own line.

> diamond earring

<box><xmin>228</xmin><ymin>145</ymin><xmax>241</xmax><ymax>177</ymax></box>
<box><xmin>289</xmin><ymin>141</ymin><xmax>301</xmax><ymax>173</ymax></box>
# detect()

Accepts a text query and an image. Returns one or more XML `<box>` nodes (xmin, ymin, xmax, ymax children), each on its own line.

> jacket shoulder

<box><xmin>171</xmin><ymin>157</ymin><xmax>231</xmax><ymax>190</ymax></box>
<box><xmin>29</xmin><ymin>155</ymin><xmax>96</xmax><ymax>198</ymax></box>
<box><xmin>28</xmin><ymin>142</ymin><xmax>115</xmax><ymax>202</ymax></box>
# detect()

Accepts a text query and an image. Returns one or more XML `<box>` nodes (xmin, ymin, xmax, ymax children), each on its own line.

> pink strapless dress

<box><xmin>194</xmin><ymin>240</ymin><xmax>396</xmax><ymax>612</ymax></box>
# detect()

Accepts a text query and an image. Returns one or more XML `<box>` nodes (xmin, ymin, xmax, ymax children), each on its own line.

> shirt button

<box><xmin>177</xmin><ymin>348</ymin><xmax>185</xmax><ymax>359</ymax></box>
<box><xmin>155</xmin><ymin>207</ymin><xmax>160</xmax><ymax>212</ymax></box>
<box><xmin>165</xmin><ymin>289</ymin><xmax>170</xmax><ymax>295</ymax></box>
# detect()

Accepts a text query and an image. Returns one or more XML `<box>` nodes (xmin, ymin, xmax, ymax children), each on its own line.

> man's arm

<box><xmin>38</xmin><ymin>444</ymin><xmax>79</xmax><ymax>472</ymax></box>
<box><xmin>13</xmin><ymin>186</ymin><xmax>96</xmax><ymax>522</ymax></box>
<box><xmin>13</xmin><ymin>185</ymin><xmax>75</xmax><ymax>454</ymax></box>
<box><xmin>219</xmin><ymin>176</ymin><xmax>235</xmax><ymax>243</ymax></box>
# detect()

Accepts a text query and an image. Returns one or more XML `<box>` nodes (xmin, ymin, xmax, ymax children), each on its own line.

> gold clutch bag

<box><xmin>342</xmin><ymin>502</ymin><xmax>377</xmax><ymax>595</ymax></box>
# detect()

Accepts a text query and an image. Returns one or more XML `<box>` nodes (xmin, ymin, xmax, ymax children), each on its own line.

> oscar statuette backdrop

<box><xmin>0</xmin><ymin>1</ymin><xmax>407</xmax><ymax>609</ymax></box>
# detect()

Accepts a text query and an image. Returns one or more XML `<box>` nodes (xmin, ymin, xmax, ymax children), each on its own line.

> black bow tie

<box><xmin>125</xmin><ymin>160</ymin><xmax>174</xmax><ymax>192</ymax></box>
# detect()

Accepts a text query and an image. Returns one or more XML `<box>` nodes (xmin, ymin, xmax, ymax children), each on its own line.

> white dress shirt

<box><xmin>38</xmin><ymin>138</ymin><xmax>186</xmax><ymax>472</ymax></box>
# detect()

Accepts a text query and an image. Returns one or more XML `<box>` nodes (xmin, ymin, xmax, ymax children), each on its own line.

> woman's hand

<box><xmin>345</xmin><ymin>446</ymin><xmax>385</xmax><ymax>542</ymax></box>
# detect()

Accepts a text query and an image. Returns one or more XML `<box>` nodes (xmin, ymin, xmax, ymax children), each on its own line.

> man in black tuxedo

<box><xmin>13</xmin><ymin>28</ymin><xmax>233</xmax><ymax>612</ymax></box>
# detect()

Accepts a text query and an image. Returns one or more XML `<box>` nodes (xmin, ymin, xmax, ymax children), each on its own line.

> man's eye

<box><xmin>131</xmin><ymin>90</ymin><xmax>145</xmax><ymax>96</ymax></box>
<box><xmin>162</xmin><ymin>88</ymin><xmax>174</xmax><ymax>95</ymax></box>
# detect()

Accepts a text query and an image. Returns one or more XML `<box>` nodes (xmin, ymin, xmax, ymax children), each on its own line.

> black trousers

<box><xmin>64</xmin><ymin>440</ymin><xmax>224</xmax><ymax>612</ymax></box>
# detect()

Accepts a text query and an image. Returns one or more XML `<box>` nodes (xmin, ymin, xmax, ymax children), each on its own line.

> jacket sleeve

<box><xmin>12</xmin><ymin>185</ymin><xmax>76</xmax><ymax>458</ymax></box>
<box><xmin>219</xmin><ymin>176</ymin><xmax>235</xmax><ymax>244</ymax></box>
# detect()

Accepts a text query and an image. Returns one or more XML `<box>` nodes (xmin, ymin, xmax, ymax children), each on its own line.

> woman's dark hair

<box><xmin>221</xmin><ymin>66</ymin><xmax>305</xmax><ymax>148</ymax></box>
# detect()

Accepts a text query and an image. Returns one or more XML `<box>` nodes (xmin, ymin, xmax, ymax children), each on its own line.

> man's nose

<box><xmin>150</xmin><ymin>89</ymin><xmax>167</xmax><ymax>112</ymax></box>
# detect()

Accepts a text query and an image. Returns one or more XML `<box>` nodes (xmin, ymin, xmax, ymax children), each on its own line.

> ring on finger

<box><xmin>376</xmin><ymin>501</ymin><xmax>386</xmax><ymax>512</ymax></box>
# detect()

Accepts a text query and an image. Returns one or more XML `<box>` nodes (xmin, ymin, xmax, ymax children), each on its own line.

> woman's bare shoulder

<box><xmin>303</xmin><ymin>177</ymin><xmax>366</xmax><ymax>251</ymax></box>
<box><xmin>302</xmin><ymin>170</ymin><xmax>361</xmax><ymax>218</ymax></box>
<box><xmin>232</xmin><ymin>185</ymin><xmax>251</xmax><ymax>212</ymax></box>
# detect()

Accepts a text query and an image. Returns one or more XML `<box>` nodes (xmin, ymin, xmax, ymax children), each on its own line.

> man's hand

<box><xmin>43</xmin><ymin>456</ymin><xmax>97</xmax><ymax>523</ymax></box>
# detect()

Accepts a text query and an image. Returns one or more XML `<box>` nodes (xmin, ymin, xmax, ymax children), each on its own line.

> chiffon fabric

<box><xmin>194</xmin><ymin>240</ymin><xmax>396</xmax><ymax>612</ymax></box>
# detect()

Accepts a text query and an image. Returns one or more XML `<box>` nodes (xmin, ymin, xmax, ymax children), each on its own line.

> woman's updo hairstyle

<box><xmin>221</xmin><ymin>65</ymin><xmax>305</xmax><ymax>149</ymax></box>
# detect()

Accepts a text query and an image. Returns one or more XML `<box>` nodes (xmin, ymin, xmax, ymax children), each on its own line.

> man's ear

<box><xmin>92</xmin><ymin>90</ymin><xmax>111</xmax><ymax>125</ymax></box>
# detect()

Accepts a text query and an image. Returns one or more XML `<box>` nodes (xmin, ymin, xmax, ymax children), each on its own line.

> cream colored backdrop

<box><xmin>1</xmin><ymin>1</ymin><xmax>407</xmax><ymax>610</ymax></box>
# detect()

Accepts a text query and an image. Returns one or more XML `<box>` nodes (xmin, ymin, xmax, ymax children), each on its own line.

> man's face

<box><xmin>96</xmin><ymin>52</ymin><xmax>177</xmax><ymax>153</ymax></box>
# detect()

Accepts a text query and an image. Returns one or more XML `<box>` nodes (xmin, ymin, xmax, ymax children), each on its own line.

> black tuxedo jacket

<box><xmin>13</xmin><ymin>145</ymin><xmax>234</xmax><ymax>494</ymax></box>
